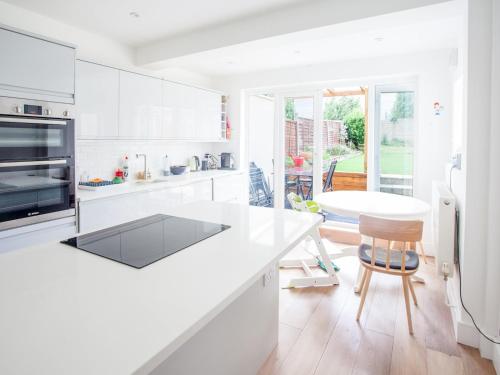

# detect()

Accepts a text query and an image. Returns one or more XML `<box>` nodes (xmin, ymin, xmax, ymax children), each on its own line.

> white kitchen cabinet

<box><xmin>195</xmin><ymin>89</ymin><xmax>222</xmax><ymax>141</ymax></box>
<box><xmin>213</xmin><ymin>173</ymin><xmax>247</xmax><ymax>203</ymax></box>
<box><xmin>78</xmin><ymin>181</ymin><xmax>214</xmax><ymax>234</ymax></box>
<box><xmin>162</xmin><ymin>81</ymin><xmax>182</xmax><ymax>139</ymax></box>
<box><xmin>178</xmin><ymin>84</ymin><xmax>196</xmax><ymax>139</ymax></box>
<box><xmin>183</xmin><ymin>180</ymin><xmax>213</xmax><ymax>203</ymax></box>
<box><xmin>163</xmin><ymin>80</ymin><xmax>223</xmax><ymax>141</ymax></box>
<box><xmin>72</xmin><ymin>60</ymin><xmax>224</xmax><ymax>140</ymax></box>
<box><xmin>119</xmin><ymin>71</ymin><xmax>162</xmax><ymax>139</ymax></box>
<box><xmin>76</xmin><ymin>61</ymin><xmax>119</xmax><ymax>139</ymax></box>
<box><xmin>0</xmin><ymin>27</ymin><xmax>75</xmax><ymax>103</ymax></box>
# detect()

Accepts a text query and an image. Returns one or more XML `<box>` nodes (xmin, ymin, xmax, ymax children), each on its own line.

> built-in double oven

<box><xmin>0</xmin><ymin>98</ymin><xmax>75</xmax><ymax>231</ymax></box>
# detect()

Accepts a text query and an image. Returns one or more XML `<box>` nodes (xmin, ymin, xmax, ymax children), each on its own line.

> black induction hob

<box><xmin>62</xmin><ymin>214</ymin><xmax>230</xmax><ymax>268</ymax></box>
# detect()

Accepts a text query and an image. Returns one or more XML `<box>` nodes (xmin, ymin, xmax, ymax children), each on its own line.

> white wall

<box><xmin>76</xmin><ymin>141</ymin><xmax>212</xmax><ymax>183</ymax></box>
<box><xmin>213</xmin><ymin>49</ymin><xmax>455</xmax><ymax>252</ymax></box>
<box><xmin>449</xmin><ymin>0</ymin><xmax>500</xmax><ymax>362</ymax></box>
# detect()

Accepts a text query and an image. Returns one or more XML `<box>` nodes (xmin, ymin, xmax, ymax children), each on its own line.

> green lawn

<box><xmin>335</xmin><ymin>146</ymin><xmax>413</xmax><ymax>175</ymax></box>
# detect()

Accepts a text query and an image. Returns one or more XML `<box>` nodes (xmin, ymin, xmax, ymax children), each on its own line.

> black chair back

<box><xmin>249</xmin><ymin>162</ymin><xmax>274</xmax><ymax>207</ymax></box>
<box><xmin>322</xmin><ymin>160</ymin><xmax>337</xmax><ymax>192</ymax></box>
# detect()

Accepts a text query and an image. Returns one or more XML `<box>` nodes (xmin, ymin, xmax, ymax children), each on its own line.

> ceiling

<box><xmin>4</xmin><ymin>0</ymin><xmax>309</xmax><ymax>46</ymax></box>
<box><xmin>156</xmin><ymin>8</ymin><xmax>461</xmax><ymax>76</ymax></box>
<box><xmin>4</xmin><ymin>0</ymin><xmax>461</xmax><ymax>77</ymax></box>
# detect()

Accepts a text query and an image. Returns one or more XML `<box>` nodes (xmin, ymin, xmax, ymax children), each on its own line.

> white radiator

<box><xmin>432</xmin><ymin>181</ymin><xmax>456</xmax><ymax>278</ymax></box>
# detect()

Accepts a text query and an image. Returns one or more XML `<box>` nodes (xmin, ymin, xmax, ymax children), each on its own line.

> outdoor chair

<box><xmin>249</xmin><ymin>162</ymin><xmax>273</xmax><ymax>207</ymax></box>
<box><xmin>300</xmin><ymin>159</ymin><xmax>337</xmax><ymax>200</ymax></box>
<box><xmin>323</xmin><ymin>160</ymin><xmax>337</xmax><ymax>192</ymax></box>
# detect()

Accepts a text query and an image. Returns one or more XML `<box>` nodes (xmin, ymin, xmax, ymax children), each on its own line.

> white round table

<box><xmin>315</xmin><ymin>191</ymin><xmax>431</xmax><ymax>220</ymax></box>
<box><xmin>315</xmin><ymin>191</ymin><xmax>431</xmax><ymax>292</ymax></box>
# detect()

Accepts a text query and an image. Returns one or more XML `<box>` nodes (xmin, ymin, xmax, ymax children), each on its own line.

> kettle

<box><xmin>189</xmin><ymin>156</ymin><xmax>200</xmax><ymax>171</ymax></box>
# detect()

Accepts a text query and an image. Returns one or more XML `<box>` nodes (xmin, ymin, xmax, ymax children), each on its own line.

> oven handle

<box><xmin>0</xmin><ymin>160</ymin><xmax>67</xmax><ymax>167</ymax></box>
<box><xmin>0</xmin><ymin>117</ymin><xmax>67</xmax><ymax>126</ymax></box>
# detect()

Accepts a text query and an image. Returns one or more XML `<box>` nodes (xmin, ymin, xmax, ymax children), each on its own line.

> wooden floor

<box><xmin>258</xmin><ymin>241</ymin><xmax>496</xmax><ymax>375</ymax></box>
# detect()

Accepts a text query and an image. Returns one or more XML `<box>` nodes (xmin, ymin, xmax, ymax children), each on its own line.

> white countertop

<box><xmin>0</xmin><ymin>201</ymin><xmax>321</xmax><ymax>375</ymax></box>
<box><xmin>77</xmin><ymin>169</ymin><xmax>242</xmax><ymax>202</ymax></box>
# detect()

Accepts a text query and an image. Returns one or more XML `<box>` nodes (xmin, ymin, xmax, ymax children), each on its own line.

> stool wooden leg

<box><xmin>408</xmin><ymin>278</ymin><xmax>418</xmax><ymax>306</ymax></box>
<box><xmin>417</xmin><ymin>241</ymin><xmax>428</xmax><ymax>264</ymax></box>
<box><xmin>402</xmin><ymin>276</ymin><xmax>414</xmax><ymax>334</ymax></box>
<box><xmin>356</xmin><ymin>269</ymin><xmax>372</xmax><ymax>321</ymax></box>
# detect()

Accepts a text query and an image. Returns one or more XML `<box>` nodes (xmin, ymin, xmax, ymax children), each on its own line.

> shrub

<box><xmin>327</xmin><ymin>144</ymin><xmax>351</xmax><ymax>156</ymax></box>
<box><xmin>344</xmin><ymin>111</ymin><xmax>365</xmax><ymax>150</ymax></box>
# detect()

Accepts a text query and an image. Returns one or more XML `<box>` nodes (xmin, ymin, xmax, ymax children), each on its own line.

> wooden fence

<box><xmin>331</xmin><ymin>172</ymin><xmax>367</xmax><ymax>191</ymax></box>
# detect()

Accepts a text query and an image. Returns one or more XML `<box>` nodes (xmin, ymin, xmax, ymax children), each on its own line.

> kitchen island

<box><xmin>0</xmin><ymin>201</ymin><xmax>322</xmax><ymax>375</ymax></box>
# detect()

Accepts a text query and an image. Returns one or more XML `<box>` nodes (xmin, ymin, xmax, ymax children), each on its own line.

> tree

<box><xmin>285</xmin><ymin>98</ymin><xmax>295</xmax><ymax>120</ymax></box>
<box><xmin>390</xmin><ymin>92</ymin><xmax>414</xmax><ymax>123</ymax></box>
<box><xmin>324</xmin><ymin>96</ymin><xmax>362</xmax><ymax>121</ymax></box>
<box><xmin>344</xmin><ymin>111</ymin><xmax>365</xmax><ymax>149</ymax></box>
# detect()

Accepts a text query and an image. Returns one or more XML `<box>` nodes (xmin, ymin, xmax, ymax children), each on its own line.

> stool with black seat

<box><xmin>355</xmin><ymin>214</ymin><xmax>423</xmax><ymax>334</ymax></box>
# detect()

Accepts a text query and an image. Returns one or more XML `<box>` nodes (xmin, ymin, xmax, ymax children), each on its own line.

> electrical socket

<box><xmin>451</xmin><ymin>153</ymin><xmax>462</xmax><ymax>170</ymax></box>
<box><xmin>262</xmin><ymin>269</ymin><xmax>274</xmax><ymax>287</ymax></box>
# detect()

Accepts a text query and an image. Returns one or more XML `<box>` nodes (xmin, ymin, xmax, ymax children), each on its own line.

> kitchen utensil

<box><xmin>170</xmin><ymin>165</ymin><xmax>189</xmax><ymax>175</ymax></box>
<box><xmin>220</xmin><ymin>153</ymin><xmax>235</xmax><ymax>169</ymax></box>
<box><xmin>201</xmin><ymin>160</ymin><xmax>209</xmax><ymax>171</ymax></box>
<box><xmin>189</xmin><ymin>156</ymin><xmax>200</xmax><ymax>171</ymax></box>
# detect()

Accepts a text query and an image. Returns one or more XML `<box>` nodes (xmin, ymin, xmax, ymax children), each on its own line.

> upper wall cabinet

<box><xmin>119</xmin><ymin>71</ymin><xmax>162</xmax><ymax>139</ymax></box>
<box><xmin>74</xmin><ymin>60</ymin><xmax>225</xmax><ymax>141</ymax></box>
<box><xmin>196</xmin><ymin>88</ymin><xmax>223</xmax><ymax>141</ymax></box>
<box><xmin>76</xmin><ymin>61</ymin><xmax>119</xmax><ymax>139</ymax></box>
<box><xmin>0</xmin><ymin>27</ymin><xmax>75</xmax><ymax>103</ymax></box>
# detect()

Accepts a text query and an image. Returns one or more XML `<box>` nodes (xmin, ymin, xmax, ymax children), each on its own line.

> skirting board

<box><xmin>446</xmin><ymin>279</ymin><xmax>480</xmax><ymax>348</ymax></box>
<box><xmin>494</xmin><ymin>345</ymin><xmax>500</xmax><ymax>374</ymax></box>
<box><xmin>446</xmin><ymin>277</ymin><xmax>498</xmax><ymax>361</ymax></box>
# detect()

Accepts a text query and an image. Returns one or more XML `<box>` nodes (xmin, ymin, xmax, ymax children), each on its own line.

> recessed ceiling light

<box><xmin>374</xmin><ymin>37</ymin><xmax>384</xmax><ymax>42</ymax></box>
<box><xmin>129</xmin><ymin>11</ymin><xmax>140</xmax><ymax>18</ymax></box>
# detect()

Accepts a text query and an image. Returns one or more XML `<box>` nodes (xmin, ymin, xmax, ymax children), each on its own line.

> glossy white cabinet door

<box><xmin>183</xmin><ymin>180</ymin><xmax>213</xmax><ymax>203</ymax></box>
<box><xmin>207</xmin><ymin>91</ymin><xmax>223</xmax><ymax>140</ymax></box>
<box><xmin>78</xmin><ymin>181</ymin><xmax>214</xmax><ymax>233</ymax></box>
<box><xmin>162</xmin><ymin>81</ymin><xmax>183</xmax><ymax>139</ymax></box>
<box><xmin>194</xmin><ymin>89</ymin><xmax>222</xmax><ymax>141</ymax></box>
<box><xmin>178</xmin><ymin>84</ymin><xmax>196</xmax><ymax>139</ymax></box>
<box><xmin>119</xmin><ymin>71</ymin><xmax>162</xmax><ymax>139</ymax></box>
<box><xmin>0</xmin><ymin>28</ymin><xmax>75</xmax><ymax>103</ymax></box>
<box><xmin>213</xmin><ymin>173</ymin><xmax>248</xmax><ymax>203</ymax></box>
<box><xmin>76</xmin><ymin>61</ymin><xmax>119</xmax><ymax>139</ymax></box>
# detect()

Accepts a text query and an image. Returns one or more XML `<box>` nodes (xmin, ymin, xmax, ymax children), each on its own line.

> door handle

<box><xmin>0</xmin><ymin>117</ymin><xmax>67</xmax><ymax>126</ymax></box>
<box><xmin>0</xmin><ymin>159</ymin><xmax>67</xmax><ymax>167</ymax></box>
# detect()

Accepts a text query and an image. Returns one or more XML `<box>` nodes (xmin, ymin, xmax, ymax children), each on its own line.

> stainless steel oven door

<box><xmin>0</xmin><ymin>116</ymin><xmax>74</xmax><ymax>161</ymax></box>
<box><xmin>0</xmin><ymin>159</ymin><xmax>75</xmax><ymax>231</ymax></box>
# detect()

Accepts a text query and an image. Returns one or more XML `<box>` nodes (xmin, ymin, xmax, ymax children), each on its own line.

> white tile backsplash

<box><xmin>76</xmin><ymin>140</ymin><xmax>214</xmax><ymax>182</ymax></box>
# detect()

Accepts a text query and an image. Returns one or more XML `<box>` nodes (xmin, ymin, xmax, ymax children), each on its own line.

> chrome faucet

<box><xmin>136</xmin><ymin>153</ymin><xmax>151</xmax><ymax>180</ymax></box>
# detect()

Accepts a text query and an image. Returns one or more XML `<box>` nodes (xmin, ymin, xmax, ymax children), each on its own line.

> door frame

<box><xmin>372</xmin><ymin>82</ymin><xmax>418</xmax><ymax>193</ymax></box>
<box><xmin>273</xmin><ymin>90</ymin><xmax>323</xmax><ymax>208</ymax></box>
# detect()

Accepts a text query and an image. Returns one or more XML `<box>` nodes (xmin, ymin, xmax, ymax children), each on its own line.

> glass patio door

<box><xmin>373</xmin><ymin>84</ymin><xmax>416</xmax><ymax>196</ymax></box>
<box><xmin>275</xmin><ymin>91</ymin><xmax>323</xmax><ymax>209</ymax></box>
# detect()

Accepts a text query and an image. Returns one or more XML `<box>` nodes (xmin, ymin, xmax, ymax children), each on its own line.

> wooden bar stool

<box><xmin>356</xmin><ymin>214</ymin><xmax>423</xmax><ymax>334</ymax></box>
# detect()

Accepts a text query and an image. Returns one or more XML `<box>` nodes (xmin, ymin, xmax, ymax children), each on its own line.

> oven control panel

<box><xmin>0</xmin><ymin>97</ymin><xmax>73</xmax><ymax>119</ymax></box>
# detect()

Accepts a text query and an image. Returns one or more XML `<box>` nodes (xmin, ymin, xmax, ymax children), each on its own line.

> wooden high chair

<box><xmin>356</xmin><ymin>214</ymin><xmax>423</xmax><ymax>334</ymax></box>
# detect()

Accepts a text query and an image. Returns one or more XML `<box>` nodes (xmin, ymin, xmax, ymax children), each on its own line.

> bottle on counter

<box><xmin>123</xmin><ymin>155</ymin><xmax>129</xmax><ymax>181</ymax></box>
<box><xmin>163</xmin><ymin>154</ymin><xmax>171</xmax><ymax>176</ymax></box>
